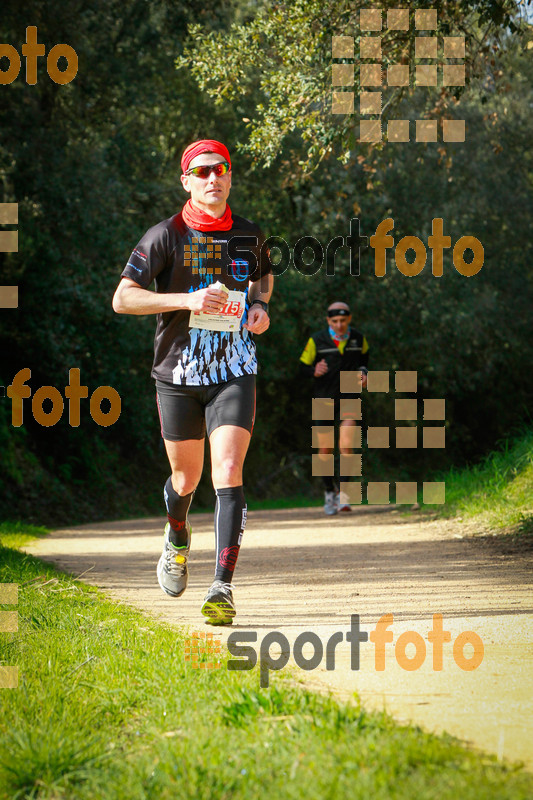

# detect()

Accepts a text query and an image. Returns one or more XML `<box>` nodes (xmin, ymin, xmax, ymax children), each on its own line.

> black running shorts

<box><xmin>155</xmin><ymin>374</ymin><xmax>256</xmax><ymax>441</ymax></box>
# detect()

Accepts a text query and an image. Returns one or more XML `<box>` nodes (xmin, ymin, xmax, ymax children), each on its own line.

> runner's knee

<box><xmin>171</xmin><ymin>471</ymin><xmax>199</xmax><ymax>496</ymax></box>
<box><xmin>212</xmin><ymin>457</ymin><xmax>243</xmax><ymax>486</ymax></box>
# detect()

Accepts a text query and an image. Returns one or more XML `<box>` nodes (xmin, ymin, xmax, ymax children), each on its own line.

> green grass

<box><xmin>422</xmin><ymin>428</ymin><xmax>533</xmax><ymax>533</ymax></box>
<box><xmin>1</xmin><ymin>536</ymin><xmax>532</xmax><ymax>798</ymax></box>
<box><xmin>0</xmin><ymin>521</ymin><xmax>50</xmax><ymax>550</ymax></box>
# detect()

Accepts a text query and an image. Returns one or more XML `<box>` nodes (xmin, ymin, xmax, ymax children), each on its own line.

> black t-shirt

<box><xmin>121</xmin><ymin>212</ymin><xmax>272</xmax><ymax>385</ymax></box>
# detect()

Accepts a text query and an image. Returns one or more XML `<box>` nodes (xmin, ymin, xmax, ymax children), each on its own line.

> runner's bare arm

<box><xmin>112</xmin><ymin>278</ymin><xmax>227</xmax><ymax>315</ymax></box>
<box><xmin>244</xmin><ymin>273</ymin><xmax>273</xmax><ymax>334</ymax></box>
<box><xmin>247</xmin><ymin>272</ymin><xmax>273</xmax><ymax>306</ymax></box>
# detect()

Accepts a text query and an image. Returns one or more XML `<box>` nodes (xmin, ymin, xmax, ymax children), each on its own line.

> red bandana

<box><xmin>181</xmin><ymin>139</ymin><xmax>231</xmax><ymax>174</ymax></box>
<box><xmin>181</xmin><ymin>200</ymin><xmax>233</xmax><ymax>232</ymax></box>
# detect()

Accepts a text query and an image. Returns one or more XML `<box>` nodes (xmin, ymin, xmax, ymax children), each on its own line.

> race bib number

<box><xmin>189</xmin><ymin>290</ymin><xmax>246</xmax><ymax>332</ymax></box>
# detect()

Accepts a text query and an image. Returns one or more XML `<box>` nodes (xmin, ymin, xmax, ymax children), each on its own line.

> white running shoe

<box><xmin>201</xmin><ymin>580</ymin><xmax>236</xmax><ymax>625</ymax></box>
<box><xmin>157</xmin><ymin>522</ymin><xmax>191</xmax><ymax>597</ymax></box>
<box><xmin>337</xmin><ymin>490</ymin><xmax>352</xmax><ymax>513</ymax></box>
<box><xmin>324</xmin><ymin>491</ymin><xmax>338</xmax><ymax>516</ymax></box>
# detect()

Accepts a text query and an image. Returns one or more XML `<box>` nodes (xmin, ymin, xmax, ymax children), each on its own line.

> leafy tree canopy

<box><xmin>179</xmin><ymin>0</ymin><xmax>526</xmax><ymax>174</ymax></box>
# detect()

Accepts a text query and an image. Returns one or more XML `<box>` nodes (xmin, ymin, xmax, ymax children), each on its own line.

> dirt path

<box><xmin>25</xmin><ymin>506</ymin><xmax>533</xmax><ymax>768</ymax></box>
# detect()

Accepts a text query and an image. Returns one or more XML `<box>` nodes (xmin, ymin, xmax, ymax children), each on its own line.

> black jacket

<box><xmin>299</xmin><ymin>327</ymin><xmax>369</xmax><ymax>398</ymax></box>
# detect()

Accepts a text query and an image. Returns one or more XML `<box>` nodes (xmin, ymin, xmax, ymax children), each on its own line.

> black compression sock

<box><xmin>214</xmin><ymin>486</ymin><xmax>247</xmax><ymax>583</ymax></box>
<box><xmin>164</xmin><ymin>477</ymin><xmax>193</xmax><ymax>547</ymax></box>
<box><xmin>322</xmin><ymin>475</ymin><xmax>337</xmax><ymax>493</ymax></box>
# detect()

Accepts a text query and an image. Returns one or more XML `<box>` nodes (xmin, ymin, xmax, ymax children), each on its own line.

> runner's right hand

<box><xmin>188</xmin><ymin>287</ymin><xmax>228</xmax><ymax>313</ymax></box>
<box><xmin>314</xmin><ymin>359</ymin><xmax>328</xmax><ymax>377</ymax></box>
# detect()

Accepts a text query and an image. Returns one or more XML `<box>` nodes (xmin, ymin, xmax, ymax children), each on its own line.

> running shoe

<box><xmin>201</xmin><ymin>580</ymin><xmax>236</xmax><ymax>625</ymax></box>
<box><xmin>157</xmin><ymin>522</ymin><xmax>191</xmax><ymax>597</ymax></box>
<box><xmin>337</xmin><ymin>490</ymin><xmax>352</xmax><ymax>513</ymax></box>
<box><xmin>324</xmin><ymin>491</ymin><xmax>338</xmax><ymax>516</ymax></box>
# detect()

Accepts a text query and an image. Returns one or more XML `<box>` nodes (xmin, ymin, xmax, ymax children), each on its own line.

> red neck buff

<box><xmin>181</xmin><ymin>200</ymin><xmax>233</xmax><ymax>231</ymax></box>
<box><xmin>180</xmin><ymin>139</ymin><xmax>233</xmax><ymax>231</ymax></box>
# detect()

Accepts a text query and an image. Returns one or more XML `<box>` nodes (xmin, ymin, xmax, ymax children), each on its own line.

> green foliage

<box><xmin>0</xmin><ymin>1</ymin><xmax>531</xmax><ymax>523</ymax></box>
<box><xmin>0</xmin><ymin>521</ymin><xmax>50</xmax><ymax>549</ymax></box>
<box><xmin>245</xmin><ymin>30</ymin><xmax>533</xmax><ymax>496</ymax></box>
<box><xmin>0</xmin><ymin>0</ymin><xmax>239</xmax><ymax>523</ymax></box>
<box><xmin>427</xmin><ymin>426</ymin><xmax>533</xmax><ymax>532</ymax></box>
<box><xmin>179</xmin><ymin>0</ymin><xmax>525</xmax><ymax>172</ymax></box>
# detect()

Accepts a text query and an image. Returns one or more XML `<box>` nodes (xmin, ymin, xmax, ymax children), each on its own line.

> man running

<box><xmin>300</xmin><ymin>302</ymin><xmax>369</xmax><ymax>515</ymax></box>
<box><xmin>113</xmin><ymin>139</ymin><xmax>273</xmax><ymax>624</ymax></box>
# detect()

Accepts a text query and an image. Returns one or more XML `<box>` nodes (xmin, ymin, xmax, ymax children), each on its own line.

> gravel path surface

<box><xmin>25</xmin><ymin>506</ymin><xmax>533</xmax><ymax>769</ymax></box>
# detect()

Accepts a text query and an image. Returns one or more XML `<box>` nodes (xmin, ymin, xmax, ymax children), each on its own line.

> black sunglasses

<box><xmin>185</xmin><ymin>161</ymin><xmax>230</xmax><ymax>179</ymax></box>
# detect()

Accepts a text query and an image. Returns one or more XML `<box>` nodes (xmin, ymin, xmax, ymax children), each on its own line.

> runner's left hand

<box><xmin>243</xmin><ymin>307</ymin><xmax>270</xmax><ymax>334</ymax></box>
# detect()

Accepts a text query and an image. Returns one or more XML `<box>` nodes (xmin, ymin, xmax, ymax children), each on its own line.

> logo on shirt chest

<box><xmin>184</xmin><ymin>236</ymin><xmax>224</xmax><ymax>275</ymax></box>
<box><xmin>229</xmin><ymin>259</ymin><xmax>249</xmax><ymax>282</ymax></box>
